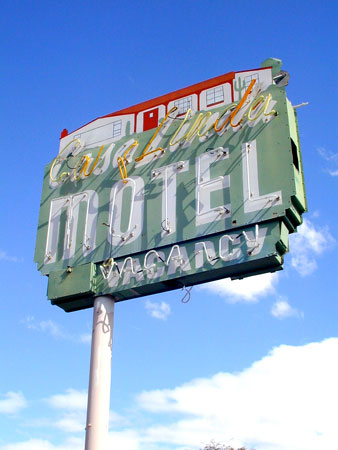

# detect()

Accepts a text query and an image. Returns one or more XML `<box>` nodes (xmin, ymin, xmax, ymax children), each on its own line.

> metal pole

<box><xmin>85</xmin><ymin>296</ymin><xmax>115</xmax><ymax>450</ymax></box>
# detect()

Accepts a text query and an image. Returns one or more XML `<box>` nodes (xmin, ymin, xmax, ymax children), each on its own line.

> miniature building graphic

<box><xmin>60</xmin><ymin>68</ymin><xmax>269</xmax><ymax>150</ymax></box>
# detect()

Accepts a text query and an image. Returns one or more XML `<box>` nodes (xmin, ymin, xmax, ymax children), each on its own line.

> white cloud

<box><xmin>0</xmin><ymin>434</ymin><xmax>138</xmax><ymax>450</ymax></box>
<box><xmin>26</xmin><ymin>413</ymin><xmax>85</xmax><ymax>435</ymax></box>
<box><xmin>33</xmin><ymin>389</ymin><xmax>125</xmax><ymax>436</ymax></box>
<box><xmin>45</xmin><ymin>389</ymin><xmax>87</xmax><ymax>411</ymax></box>
<box><xmin>21</xmin><ymin>316</ymin><xmax>90</xmax><ymax>344</ymax></box>
<box><xmin>0</xmin><ymin>391</ymin><xmax>27</xmax><ymax>415</ymax></box>
<box><xmin>22</xmin><ymin>317</ymin><xmax>69</xmax><ymax>339</ymax></box>
<box><xmin>290</xmin><ymin>218</ymin><xmax>335</xmax><ymax>276</ymax></box>
<box><xmin>39</xmin><ymin>320</ymin><xmax>67</xmax><ymax>338</ymax></box>
<box><xmin>145</xmin><ymin>300</ymin><xmax>171</xmax><ymax>320</ymax></box>
<box><xmin>107</xmin><ymin>430</ymin><xmax>141</xmax><ymax>450</ymax></box>
<box><xmin>79</xmin><ymin>333</ymin><xmax>92</xmax><ymax>344</ymax></box>
<box><xmin>270</xmin><ymin>298</ymin><xmax>301</xmax><ymax>319</ymax></box>
<box><xmin>199</xmin><ymin>271</ymin><xmax>278</xmax><ymax>302</ymax></box>
<box><xmin>53</xmin><ymin>413</ymin><xmax>84</xmax><ymax>433</ymax></box>
<box><xmin>311</xmin><ymin>210</ymin><xmax>320</xmax><ymax>218</ymax></box>
<box><xmin>0</xmin><ymin>250</ymin><xmax>23</xmax><ymax>263</ymax></box>
<box><xmin>0</xmin><ymin>440</ymin><xmax>56</xmax><ymax>450</ymax></box>
<box><xmin>317</xmin><ymin>147</ymin><xmax>338</xmax><ymax>176</ymax></box>
<box><xmin>109</xmin><ymin>410</ymin><xmax>126</xmax><ymax>426</ymax></box>
<box><xmin>317</xmin><ymin>147</ymin><xmax>338</xmax><ymax>162</ymax></box>
<box><xmin>0</xmin><ymin>437</ymin><xmax>83</xmax><ymax>450</ymax></box>
<box><xmin>136</xmin><ymin>338</ymin><xmax>338</xmax><ymax>450</ymax></box>
<box><xmin>43</xmin><ymin>389</ymin><xmax>87</xmax><ymax>434</ymax></box>
<box><xmin>44</xmin><ymin>390</ymin><xmax>126</xmax><ymax>434</ymax></box>
<box><xmin>3</xmin><ymin>340</ymin><xmax>338</xmax><ymax>449</ymax></box>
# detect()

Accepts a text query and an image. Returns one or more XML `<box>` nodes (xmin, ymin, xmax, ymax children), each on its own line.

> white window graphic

<box><xmin>112</xmin><ymin>120</ymin><xmax>122</xmax><ymax>138</ymax></box>
<box><xmin>244</xmin><ymin>73</ymin><xmax>260</xmax><ymax>88</ymax></box>
<box><xmin>174</xmin><ymin>96</ymin><xmax>192</xmax><ymax>115</ymax></box>
<box><xmin>206</xmin><ymin>86</ymin><xmax>224</xmax><ymax>106</ymax></box>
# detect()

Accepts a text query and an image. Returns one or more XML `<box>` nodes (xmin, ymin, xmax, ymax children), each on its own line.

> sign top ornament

<box><xmin>35</xmin><ymin>58</ymin><xmax>307</xmax><ymax>312</ymax></box>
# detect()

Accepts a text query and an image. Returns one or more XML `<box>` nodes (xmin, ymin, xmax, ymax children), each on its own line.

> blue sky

<box><xmin>0</xmin><ymin>1</ymin><xmax>337</xmax><ymax>449</ymax></box>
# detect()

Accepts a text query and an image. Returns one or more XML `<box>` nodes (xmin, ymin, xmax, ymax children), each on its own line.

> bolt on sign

<box><xmin>34</xmin><ymin>58</ymin><xmax>306</xmax><ymax>312</ymax></box>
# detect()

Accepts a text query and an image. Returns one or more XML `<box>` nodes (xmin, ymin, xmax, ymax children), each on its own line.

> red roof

<box><xmin>63</xmin><ymin>66</ymin><xmax>271</xmax><ymax>137</ymax></box>
<box><xmin>66</xmin><ymin>71</ymin><xmax>236</xmax><ymax>137</ymax></box>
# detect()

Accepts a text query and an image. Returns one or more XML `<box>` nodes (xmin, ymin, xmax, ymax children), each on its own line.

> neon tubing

<box><xmin>49</xmin><ymin>138</ymin><xmax>82</xmax><ymax>183</ymax></box>
<box><xmin>230</xmin><ymin>79</ymin><xmax>257</xmax><ymax>128</ymax></box>
<box><xmin>196</xmin><ymin>111</ymin><xmax>213</xmax><ymax>137</ymax></box>
<box><xmin>219</xmin><ymin>234</ymin><xmax>236</xmax><ymax>260</ymax></box>
<box><xmin>214</xmin><ymin>79</ymin><xmax>256</xmax><ymax>132</ymax></box>
<box><xmin>109</xmin><ymin>178</ymin><xmax>136</xmax><ymax>240</ymax></box>
<box><xmin>84</xmin><ymin>145</ymin><xmax>104</xmax><ymax>177</ymax></box>
<box><xmin>117</xmin><ymin>156</ymin><xmax>128</xmax><ymax>183</ymax></box>
<box><xmin>118</xmin><ymin>257</ymin><xmax>136</xmax><ymax>278</ymax></box>
<box><xmin>245</xmin><ymin>142</ymin><xmax>280</xmax><ymax>204</ymax></box>
<box><xmin>263</xmin><ymin>93</ymin><xmax>277</xmax><ymax>116</ymax></box>
<box><xmin>213</xmin><ymin>103</ymin><xmax>237</xmax><ymax>133</ymax></box>
<box><xmin>123</xmin><ymin>140</ymin><xmax>138</xmax><ymax>163</ymax></box>
<box><xmin>242</xmin><ymin>224</ymin><xmax>260</xmax><ymax>255</ymax></box>
<box><xmin>194</xmin><ymin>242</ymin><xmax>213</xmax><ymax>262</ymax></box>
<box><xmin>166</xmin><ymin>244</ymin><xmax>184</xmax><ymax>266</ymax></box>
<box><xmin>247</xmin><ymin>95</ymin><xmax>266</xmax><ymax>121</ymax></box>
<box><xmin>144</xmin><ymin>250</ymin><xmax>164</xmax><ymax>271</ymax></box>
<box><xmin>73</xmin><ymin>155</ymin><xmax>90</xmax><ymax>181</ymax></box>
<box><xmin>169</xmin><ymin>108</ymin><xmax>192</xmax><ymax>146</ymax></box>
<box><xmin>135</xmin><ymin>106</ymin><xmax>178</xmax><ymax>162</ymax></box>
<box><xmin>100</xmin><ymin>258</ymin><xmax>116</xmax><ymax>280</ymax></box>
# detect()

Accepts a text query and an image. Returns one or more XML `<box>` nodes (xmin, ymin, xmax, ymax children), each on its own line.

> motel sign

<box><xmin>35</xmin><ymin>58</ymin><xmax>306</xmax><ymax>312</ymax></box>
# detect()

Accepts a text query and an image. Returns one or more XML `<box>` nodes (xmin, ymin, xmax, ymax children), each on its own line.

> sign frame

<box><xmin>35</xmin><ymin>58</ymin><xmax>307</xmax><ymax>312</ymax></box>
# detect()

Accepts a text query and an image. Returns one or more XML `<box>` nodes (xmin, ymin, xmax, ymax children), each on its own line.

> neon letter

<box><xmin>108</xmin><ymin>176</ymin><xmax>144</xmax><ymax>246</ymax></box>
<box><xmin>196</xmin><ymin>150</ymin><xmax>231</xmax><ymax>226</ymax></box>
<box><xmin>242</xmin><ymin>140</ymin><xmax>282</xmax><ymax>213</ymax></box>
<box><xmin>152</xmin><ymin>161</ymin><xmax>189</xmax><ymax>236</ymax></box>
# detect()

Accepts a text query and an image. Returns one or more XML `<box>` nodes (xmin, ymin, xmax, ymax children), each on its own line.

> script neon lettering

<box><xmin>247</xmin><ymin>93</ymin><xmax>276</xmax><ymax>121</ymax></box>
<box><xmin>73</xmin><ymin>155</ymin><xmax>89</xmax><ymax>181</ymax></box>
<box><xmin>53</xmin><ymin>84</ymin><xmax>276</xmax><ymax>187</ymax></box>
<box><xmin>262</xmin><ymin>93</ymin><xmax>277</xmax><ymax>117</ymax></box>
<box><xmin>247</xmin><ymin>95</ymin><xmax>266</xmax><ymax>121</ymax></box>
<box><xmin>83</xmin><ymin>145</ymin><xmax>104</xmax><ymax>177</ymax></box>
<box><xmin>117</xmin><ymin>141</ymin><xmax>138</xmax><ymax>182</ymax></box>
<box><xmin>170</xmin><ymin>111</ymin><xmax>213</xmax><ymax>146</ymax></box>
<box><xmin>49</xmin><ymin>138</ymin><xmax>82</xmax><ymax>183</ymax></box>
<box><xmin>196</xmin><ymin>111</ymin><xmax>214</xmax><ymax>137</ymax></box>
<box><xmin>186</xmin><ymin>112</ymin><xmax>213</xmax><ymax>141</ymax></box>
<box><xmin>50</xmin><ymin>140</ymin><xmax>105</xmax><ymax>183</ymax></box>
<box><xmin>135</xmin><ymin>106</ymin><xmax>178</xmax><ymax>162</ymax></box>
<box><xmin>212</xmin><ymin>103</ymin><xmax>237</xmax><ymax>133</ymax></box>
<box><xmin>117</xmin><ymin>156</ymin><xmax>128</xmax><ymax>183</ymax></box>
<box><xmin>169</xmin><ymin>108</ymin><xmax>193</xmax><ymax>146</ymax></box>
<box><xmin>230</xmin><ymin>79</ymin><xmax>257</xmax><ymax>128</ymax></box>
<box><xmin>214</xmin><ymin>79</ymin><xmax>256</xmax><ymax>132</ymax></box>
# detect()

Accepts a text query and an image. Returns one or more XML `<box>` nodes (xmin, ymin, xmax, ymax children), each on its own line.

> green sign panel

<box><xmin>35</xmin><ymin>58</ymin><xmax>306</xmax><ymax>312</ymax></box>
